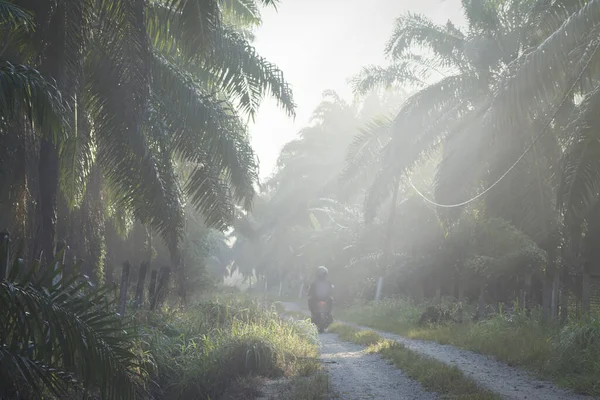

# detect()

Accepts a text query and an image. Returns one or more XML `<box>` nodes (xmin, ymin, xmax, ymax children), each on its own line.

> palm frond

<box><xmin>559</xmin><ymin>87</ymin><xmax>600</xmax><ymax>227</ymax></box>
<box><xmin>185</xmin><ymin>162</ymin><xmax>236</xmax><ymax>230</ymax></box>
<box><xmin>339</xmin><ymin>115</ymin><xmax>392</xmax><ymax>196</ymax></box>
<box><xmin>385</xmin><ymin>74</ymin><xmax>479</xmax><ymax>179</ymax></box>
<box><xmin>202</xmin><ymin>25</ymin><xmax>295</xmax><ymax>117</ymax></box>
<box><xmin>364</xmin><ymin>167</ymin><xmax>399</xmax><ymax>223</ymax></box>
<box><xmin>86</xmin><ymin>44</ymin><xmax>184</xmax><ymax>249</ymax></box>
<box><xmin>166</xmin><ymin>0</ymin><xmax>222</xmax><ymax>58</ymax></box>
<box><xmin>525</xmin><ymin>0</ymin><xmax>587</xmax><ymax>46</ymax></box>
<box><xmin>0</xmin><ymin>0</ymin><xmax>34</xmax><ymax>31</ymax></box>
<box><xmin>0</xmin><ymin>61</ymin><xmax>66</xmax><ymax>140</ymax></box>
<box><xmin>433</xmin><ymin>107</ymin><xmax>488</xmax><ymax>210</ymax></box>
<box><xmin>482</xmin><ymin>0</ymin><xmax>600</xmax><ymax>140</ymax></box>
<box><xmin>219</xmin><ymin>0</ymin><xmax>261</xmax><ymax>26</ymax></box>
<box><xmin>351</xmin><ymin>63</ymin><xmax>425</xmax><ymax>95</ymax></box>
<box><xmin>386</xmin><ymin>12</ymin><xmax>467</xmax><ymax>70</ymax></box>
<box><xmin>147</xmin><ymin>3</ymin><xmax>294</xmax><ymax>117</ymax></box>
<box><xmin>150</xmin><ymin>52</ymin><xmax>258</xmax><ymax>213</ymax></box>
<box><xmin>0</xmin><ymin>261</ymin><xmax>143</xmax><ymax>400</ymax></box>
<box><xmin>58</xmin><ymin>94</ymin><xmax>94</xmax><ymax>210</ymax></box>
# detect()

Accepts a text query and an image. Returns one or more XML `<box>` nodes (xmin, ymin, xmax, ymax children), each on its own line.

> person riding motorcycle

<box><xmin>307</xmin><ymin>266</ymin><xmax>334</xmax><ymax>323</ymax></box>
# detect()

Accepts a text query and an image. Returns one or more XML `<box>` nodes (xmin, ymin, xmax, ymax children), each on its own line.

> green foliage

<box><xmin>139</xmin><ymin>297</ymin><xmax>320</xmax><ymax>399</ymax></box>
<box><xmin>327</xmin><ymin>323</ymin><xmax>499</xmax><ymax>399</ymax></box>
<box><xmin>341</xmin><ymin>299</ymin><xmax>600</xmax><ymax>396</ymax></box>
<box><xmin>0</xmin><ymin>255</ymin><xmax>143</xmax><ymax>400</ymax></box>
<box><xmin>370</xmin><ymin>339</ymin><xmax>500</xmax><ymax>399</ymax></box>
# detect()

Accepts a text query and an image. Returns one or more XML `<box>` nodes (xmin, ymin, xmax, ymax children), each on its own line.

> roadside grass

<box><xmin>283</xmin><ymin>373</ymin><xmax>335</xmax><ymax>400</ymax></box>
<box><xmin>328</xmin><ymin>323</ymin><xmax>499</xmax><ymax>399</ymax></box>
<box><xmin>339</xmin><ymin>299</ymin><xmax>600</xmax><ymax>396</ymax></box>
<box><xmin>138</xmin><ymin>297</ymin><xmax>321</xmax><ymax>399</ymax></box>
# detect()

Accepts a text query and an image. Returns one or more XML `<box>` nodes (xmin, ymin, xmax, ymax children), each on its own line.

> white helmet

<box><xmin>316</xmin><ymin>266</ymin><xmax>328</xmax><ymax>279</ymax></box>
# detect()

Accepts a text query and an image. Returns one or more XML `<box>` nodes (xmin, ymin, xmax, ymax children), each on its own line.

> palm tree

<box><xmin>1</xmin><ymin>0</ymin><xmax>295</xmax><ymax>289</ymax></box>
<box><xmin>350</xmin><ymin>0</ymin><xmax>537</xmax><ymax>219</ymax></box>
<box><xmin>431</xmin><ymin>0</ymin><xmax>600</xmax><ymax>318</ymax></box>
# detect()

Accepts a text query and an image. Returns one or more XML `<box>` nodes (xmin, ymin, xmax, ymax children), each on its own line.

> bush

<box><xmin>549</xmin><ymin>317</ymin><xmax>600</xmax><ymax>394</ymax></box>
<box><xmin>139</xmin><ymin>298</ymin><xmax>320</xmax><ymax>400</ymax></box>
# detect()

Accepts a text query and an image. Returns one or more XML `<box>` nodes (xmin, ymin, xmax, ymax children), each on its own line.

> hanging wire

<box><xmin>409</xmin><ymin>38</ymin><xmax>600</xmax><ymax>209</ymax></box>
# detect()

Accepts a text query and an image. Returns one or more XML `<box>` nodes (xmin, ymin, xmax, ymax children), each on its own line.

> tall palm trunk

<box><xmin>38</xmin><ymin>140</ymin><xmax>59</xmax><ymax>266</ymax></box>
<box><xmin>542</xmin><ymin>244</ymin><xmax>557</xmax><ymax>323</ymax></box>
<box><xmin>382</xmin><ymin>178</ymin><xmax>400</xmax><ymax>267</ymax></box>
<box><xmin>582</xmin><ymin>259</ymin><xmax>591</xmax><ymax>315</ymax></box>
<box><xmin>36</xmin><ymin>2</ymin><xmax>67</xmax><ymax>267</ymax></box>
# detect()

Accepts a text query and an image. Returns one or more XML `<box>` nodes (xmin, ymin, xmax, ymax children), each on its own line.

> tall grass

<box><xmin>137</xmin><ymin>297</ymin><xmax>320</xmax><ymax>399</ymax></box>
<box><xmin>340</xmin><ymin>298</ymin><xmax>600</xmax><ymax>396</ymax></box>
<box><xmin>328</xmin><ymin>323</ymin><xmax>499</xmax><ymax>399</ymax></box>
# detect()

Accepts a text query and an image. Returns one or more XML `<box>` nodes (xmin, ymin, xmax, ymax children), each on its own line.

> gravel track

<box><xmin>280</xmin><ymin>302</ymin><xmax>436</xmax><ymax>399</ymax></box>
<box><xmin>280</xmin><ymin>302</ymin><xmax>595</xmax><ymax>400</ymax></box>
<box><xmin>320</xmin><ymin>333</ymin><xmax>438</xmax><ymax>400</ymax></box>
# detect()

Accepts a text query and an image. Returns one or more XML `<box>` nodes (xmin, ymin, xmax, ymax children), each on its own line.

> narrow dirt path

<box><xmin>279</xmin><ymin>302</ymin><xmax>437</xmax><ymax>399</ymax></box>
<box><xmin>320</xmin><ymin>333</ymin><xmax>438</xmax><ymax>400</ymax></box>
<box><xmin>280</xmin><ymin>302</ymin><xmax>595</xmax><ymax>400</ymax></box>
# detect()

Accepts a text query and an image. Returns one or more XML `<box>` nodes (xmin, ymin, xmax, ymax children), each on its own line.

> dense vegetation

<box><xmin>4</xmin><ymin>0</ymin><xmax>600</xmax><ymax>398</ymax></box>
<box><xmin>225</xmin><ymin>0</ymin><xmax>600</xmax><ymax>395</ymax></box>
<box><xmin>232</xmin><ymin>0</ymin><xmax>600</xmax><ymax>321</ymax></box>
<box><xmin>0</xmin><ymin>0</ymin><xmax>322</xmax><ymax>399</ymax></box>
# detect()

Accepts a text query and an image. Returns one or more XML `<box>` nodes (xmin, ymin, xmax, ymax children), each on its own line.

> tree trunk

<box><xmin>560</xmin><ymin>276</ymin><xmax>569</xmax><ymax>324</ymax></box>
<box><xmin>524</xmin><ymin>273</ymin><xmax>532</xmax><ymax>312</ymax></box>
<box><xmin>145</xmin><ymin>225</ymin><xmax>152</xmax><ymax>262</ymax></box>
<box><xmin>457</xmin><ymin>282</ymin><xmax>465</xmax><ymax>322</ymax></box>
<box><xmin>551</xmin><ymin>269</ymin><xmax>560</xmax><ymax>319</ymax></box>
<box><xmin>148</xmin><ymin>269</ymin><xmax>157</xmax><ymax>306</ymax></box>
<box><xmin>36</xmin><ymin>1</ymin><xmax>68</xmax><ymax>270</ymax></box>
<box><xmin>542</xmin><ymin>246</ymin><xmax>557</xmax><ymax>323</ymax></box>
<box><xmin>382</xmin><ymin>178</ymin><xmax>400</xmax><ymax>268</ymax></box>
<box><xmin>134</xmin><ymin>261</ymin><xmax>148</xmax><ymax>309</ymax></box>
<box><xmin>582</xmin><ymin>261</ymin><xmax>591</xmax><ymax>315</ymax></box>
<box><xmin>477</xmin><ymin>283</ymin><xmax>486</xmax><ymax>319</ymax></box>
<box><xmin>174</xmin><ymin>250</ymin><xmax>186</xmax><ymax>308</ymax></box>
<box><xmin>435</xmin><ymin>273</ymin><xmax>442</xmax><ymax>304</ymax></box>
<box><xmin>0</xmin><ymin>231</ymin><xmax>9</xmax><ymax>280</ymax></box>
<box><xmin>38</xmin><ymin>138</ymin><xmax>59</xmax><ymax>267</ymax></box>
<box><xmin>118</xmin><ymin>262</ymin><xmax>131</xmax><ymax>316</ymax></box>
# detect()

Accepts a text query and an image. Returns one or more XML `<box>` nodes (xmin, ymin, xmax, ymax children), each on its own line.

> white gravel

<box><xmin>319</xmin><ymin>332</ymin><xmax>438</xmax><ymax>400</ymax></box>
<box><xmin>280</xmin><ymin>302</ymin><xmax>597</xmax><ymax>400</ymax></box>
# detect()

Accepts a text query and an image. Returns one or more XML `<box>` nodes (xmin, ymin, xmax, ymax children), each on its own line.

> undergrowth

<box><xmin>340</xmin><ymin>299</ymin><xmax>600</xmax><ymax>396</ymax></box>
<box><xmin>328</xmin><ymin>323</ymin><xmax>498</xmax><ymax>399</ymax></box>
<box><xmin>136</xmin><ymin>297</ymin><xmax>320</xmax><ymax>399</ymax></box>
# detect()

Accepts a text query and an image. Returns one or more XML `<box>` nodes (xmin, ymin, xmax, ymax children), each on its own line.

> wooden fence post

<box><xmin>134</xmin><ymin>261</ymin><xmax>149</xmax><ymax>309</ymax></box>
<box><xmin>118</xmin><ymin>262</ymin><xmax>131</xmax><ymax>316</ymax></box>
<box><xmin>0</xmin><ymin>231</ymin><xmax>9</xmax><ymax>280</ymax></box>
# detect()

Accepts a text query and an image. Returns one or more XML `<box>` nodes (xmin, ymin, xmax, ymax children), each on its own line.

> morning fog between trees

<box><xmin>1</xmin><ymin>0</ymin><xmax>600</xmax><ymax>399</ymax></box>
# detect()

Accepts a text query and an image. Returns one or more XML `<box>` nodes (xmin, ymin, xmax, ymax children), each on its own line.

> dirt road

<box><xmin>280</xmin><ymin>302</ymin><xmax>594</xmax><ymax>400</ymax></box>
<box><xmin>320</xmin><ymin>332</ymin><xmax>438</xmax><ymax>399</ymax></box>
<box><xmin>281</xmin><ymin>302</ymin><xmax>437</xmax><ymax>399</ymax></box>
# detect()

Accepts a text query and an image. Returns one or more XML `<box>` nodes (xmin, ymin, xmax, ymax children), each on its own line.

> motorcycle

<box><xmin>312</xmin><ymin>300</ymin><xmax>333</xmax><ymax>333</ymax></box>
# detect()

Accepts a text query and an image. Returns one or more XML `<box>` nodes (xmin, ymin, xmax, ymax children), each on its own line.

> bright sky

<box><xmin>248</xmin><ymin>0</ymin><xmax>465</xmax><ymax>180</ymax></box>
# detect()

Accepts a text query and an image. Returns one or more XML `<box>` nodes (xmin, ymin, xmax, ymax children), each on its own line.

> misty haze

<box><xmin>0</xmin><ymin>0</ymin><xmax>599</xmax><ymax>399</ymax></box>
